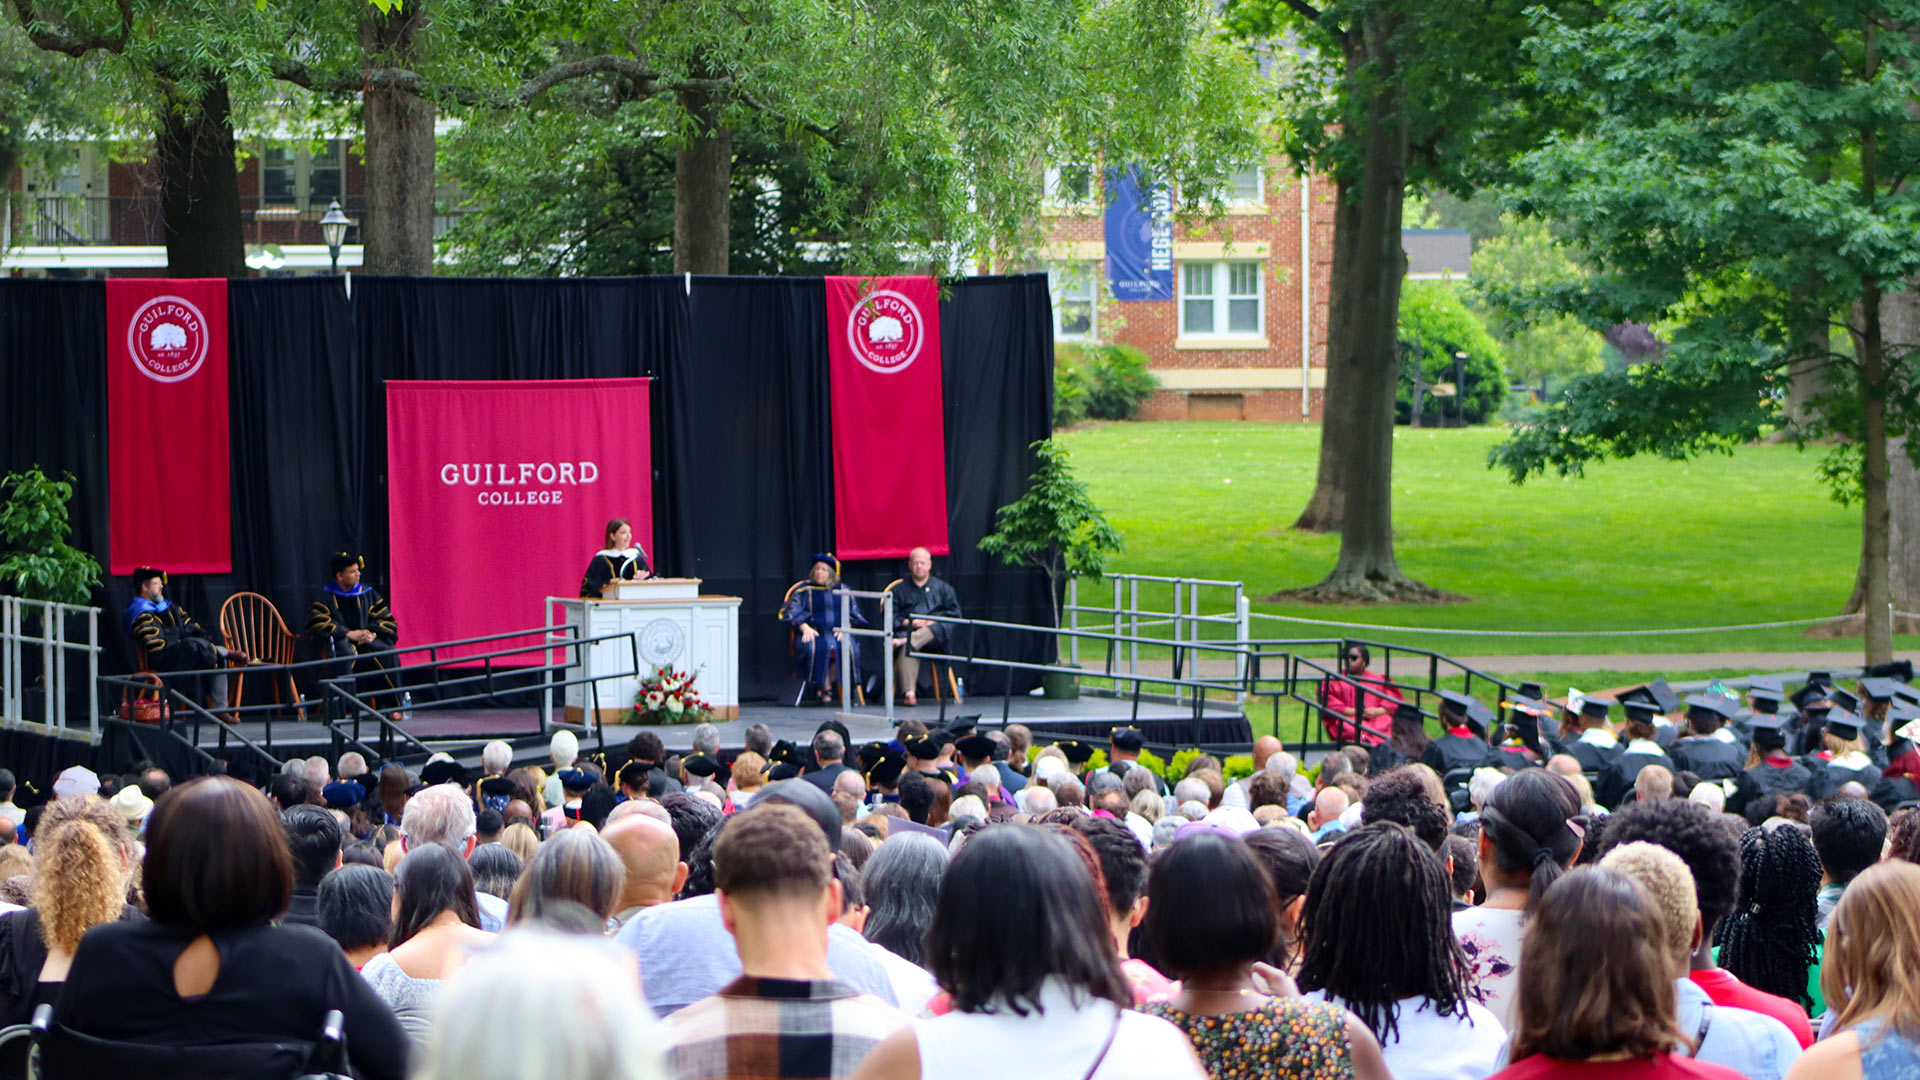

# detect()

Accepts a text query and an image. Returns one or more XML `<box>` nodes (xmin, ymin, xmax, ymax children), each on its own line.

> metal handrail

<box><xmin>323</xmin><ymin>681</ymin><xmax>436</xmax><ymax>761</ymax></box>
<box><xmin>99</xmin><ymin>674</ymin><xmax>282</xmax><ymax>774</ymax></box>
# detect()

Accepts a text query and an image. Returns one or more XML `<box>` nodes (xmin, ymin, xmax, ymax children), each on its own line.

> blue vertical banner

<box><xmin>1104</xmin><ymin>166</ymin><xmax>1173</xmax><ymax>302</ymax></box>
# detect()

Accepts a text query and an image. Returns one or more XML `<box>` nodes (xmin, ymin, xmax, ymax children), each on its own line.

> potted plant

<box><xmin>0</xmin><ymin>468</ymin><xmax>101</xmax><ymax>722</ymax></box>
<box><xmin>979</xmin><ymin>439</ymin><xmax>1123</xmax><ymax>699</ymax></box>
<box><xmin>632</xmin><ymin>667</ymin><xmax>713</xmax><ymax>725</ymax></box>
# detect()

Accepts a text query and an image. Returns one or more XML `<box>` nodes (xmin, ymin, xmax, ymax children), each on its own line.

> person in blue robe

<box><xmin>306</xmin><ymin>553</ymin><xmax>400</xmax><ymax>702</ymax></box>
<box><xmin>782</xmin><ymin>553</ymin><xmax>864</xmax><ymax>705</ymax></box>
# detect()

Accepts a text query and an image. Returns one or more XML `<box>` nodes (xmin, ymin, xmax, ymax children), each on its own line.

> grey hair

<box><xmin>1129</xmin><ymin>789</ymin><xmax>1163</xmax><ymax>821</ymax></box>
<box><xmin>402</xmin><ymin>784</ymin><xmax>478</xmax><ymax>849</ymax></box>
<box><xmin>606</xmin><ymin>798</ymin><xmax>671</xmax><ymax>826</ymax></box>
<box><xmin>691</xmin><ymin>724</ymin><xmax>721</xmax><ymax>756</ymax></box>
<box><xmin>1152</xmin><ymin>816</ymin><xmax>1185</xmax><ymax>849</ymax></box>
<box><xmin>1087</xmin><ymin>773</ymin><xmax>1125</xmax><ymax>798</ymax></box>
<box><xmin>1267</xmin><ymin>752</ymin><xmax>1297</xmax><ymax>776</ymax></box>
<box><xmin>1178</xmin><ymin>799</ymin><xmax>1208</xmax><ymax>821</ymax></box>
<box><xmin>972</xmin><ymin>764</ymin><xmax>1001</xmax><ymax>791</ymax></box>
<box><xmin>549</xmin><ymin>730</ymin><xmax>579</xmax><ymax>767</ymax></box>
<box><xmin>1122</xmin><ymin>766</ymin><xmax>1157</xmax><ymax>798</ymax></box>
<box><xmin>482</xmin><ymin>740</ymin><xmax>514</xmax><ymax>776</ymax></box>
<box><xmin>986</xmin><ymin>730</ymin><xmax>1012</xmax><ymax>761</ymax></box>
<box><xmin>743</xmin><ymin>723</ymin><xmax>774</xmax><ymax>757</ymax></box>
<box><xmin>1019</xmin><ymin>786</ymin><xmax>1058</xmax><ymax>815</ymax></box>
<box><xmin>1172</xmin><ymin>777</ymin><xmax>1210</xmax><ymax>807</ymax></box>
<box><xmin>509</xmin><ymin>827</ymin><xmax>626</xmax><ymax>925</ymax></box>
<box><xmin>303</xmin><ymin>755</ymin><xmax>331</xmax><ymax>787</ymax></box>
<box><xmin>417</xmin><ymin>929</ymin><xmax>665</xmax><ymax>1080</ymax></box>
<box><xmin>861</xmin><ymin>832</ymin><xmax>948</xmax><ymax>966</ymax></box>
<box><xmin>337</xmin><ymin>752</ymin><xmax>369</xmax><ymax>779</ymax></box>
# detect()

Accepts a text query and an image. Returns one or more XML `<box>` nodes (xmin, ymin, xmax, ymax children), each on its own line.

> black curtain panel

<box><xmin>1</xmin><ymin>273</ymin><xmax>1051</xmax><ymax>704</ymax></box>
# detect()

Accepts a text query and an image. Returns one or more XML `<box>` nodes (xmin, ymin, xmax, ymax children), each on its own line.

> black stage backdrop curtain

<box><xmin>1</xmin><ymin>273</ymin><xmax>1051</xmax><ymax>702</ymax></box>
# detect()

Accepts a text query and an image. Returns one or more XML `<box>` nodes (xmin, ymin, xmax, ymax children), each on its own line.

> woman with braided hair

<box><xmin>1298</xmin><ymin>823</ymin><xmax>1506</xmax><ymax>1080</ymax></box>
<box><xmin>1451</xmin><ymin>769</ymin><xmax>1585</xmax><ymax>1029</ymax></box>
<box><xmin>1716</xmin><ymin>823</ymin><xmax>1822</xmax><ymax>1013</ymax></box>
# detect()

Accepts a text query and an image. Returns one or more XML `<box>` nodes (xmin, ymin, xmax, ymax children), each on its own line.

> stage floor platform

<box><xmin>193</xmin><ymin>693</ymin><xmax>1257</xmax><ymax>764</ymax></box>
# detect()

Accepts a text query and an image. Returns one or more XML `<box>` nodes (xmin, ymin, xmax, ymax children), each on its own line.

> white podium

<box><xmin>549</xmin><ymin>579</ymin><xmax>743</xmax><ymax>724</ymax></box>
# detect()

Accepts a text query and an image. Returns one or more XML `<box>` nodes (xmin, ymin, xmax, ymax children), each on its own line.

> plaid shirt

<box><xmin>661</xmin><ymin>975</ymin><xmax>910</xmax><ymax>1080</ymax></box>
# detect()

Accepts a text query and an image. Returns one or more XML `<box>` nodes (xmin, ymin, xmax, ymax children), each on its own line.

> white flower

<box><xmin>662</xmin><ymin>678</ymin><xmax>681</xmax><ymax>693</ymax></box>
<box><xmin>645</xmin><ymin>692</ymin><xmax>665</xmax><ymax>709</ymax></box>
<box><xmin>666</xmin><ymin>697</ymin><xmax>684</xmax><ymax>715</ymax></box>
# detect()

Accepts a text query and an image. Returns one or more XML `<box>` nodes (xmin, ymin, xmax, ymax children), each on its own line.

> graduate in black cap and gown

<box><xmin>1367</xmin><ymin>702</ymin><xmax>1432</xmax><ymax>775</ymax></box>
<box><xmin>1803</xmin><ymin>709</ymin><xmax>1892</xmax><ymax>804</ymax></box>
<box><xmin>1669</xmin><ymin>694</ymin><xmax>1747</xmax><ymax>784</ymax></box>
<box><xmin>1553</xmin><ymin>695</ymin><xmax>1624</xmax><ymax>774</ymax></box>
<box><xmin>1419</xmin><ymin>691</ymin><xmax>1492</xmax><ymax>789</ymax></box>
<box><xmin>783</xmin><ymin>553</ymin><xmax>864</xmax><ymax>705</ymax></box>
<box><xmin>306</xmin><ymin>553</ymin><xmax>399</xmax><ymax>696</ymax></box>
<box><xmin>1596</xmin><ymin>700</ymin><xmax>1677</xmax><ymax>809</ymax></box>
<box><xmin>1729</xmin><ymin>712</ymin><xmax>1813</xmax><ymax>816</ymax></box>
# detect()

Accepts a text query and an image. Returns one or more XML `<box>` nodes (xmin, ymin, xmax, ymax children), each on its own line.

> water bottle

<box><xmin>401</xmin><ymin>692</ymin><xmax>414</xmax><ymax>724</ymax></box>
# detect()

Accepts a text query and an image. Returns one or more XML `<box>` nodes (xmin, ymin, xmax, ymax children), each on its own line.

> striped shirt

<box><xmin>661</xmin><ymin>975</ymin><xmax>909</xmax><ymax>1080</ymax></box>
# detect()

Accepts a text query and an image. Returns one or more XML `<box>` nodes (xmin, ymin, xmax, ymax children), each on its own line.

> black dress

<box><xmin>54</xmin><ymin>920</ymin><xmax>408</xmax><ymax>1080</ymax></box>
<box><xmin>580</xmin><ymin>546</ymin><xmax>649</xmax><ymax>598</ymax></box>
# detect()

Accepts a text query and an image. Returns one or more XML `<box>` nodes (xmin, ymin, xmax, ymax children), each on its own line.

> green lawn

<box><xmin>1058</xmin><ymin>422</ymin><xmax>1912</xmax><ymax>658</ymax></box>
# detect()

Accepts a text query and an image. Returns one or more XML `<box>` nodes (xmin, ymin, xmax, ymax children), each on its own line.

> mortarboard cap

<box><xmin>1465</xmin><ymin>700</ymin><xmax>1498</xmax><ymax>734</ymax></box>
<box><xmin>1684</xmin><ymin>693</ymin><xmax>1738</xmax><ymax>721</ymax></box>
<box><xmin>1621</xmin><ymin>698</ymin><xmax>1662</xmax><ymax>721</ymax></box>
<box><xmin>1746</xmin><ymin>711</ymin><xmax>1790</xmax><ymax>733</ymax></box>
<box><xmin>866</xmin><ymin>753</ymin><xmax>906</xmax><ymax>787</ymax></box>
<box><xmin>1747</xmin><ymin>675</ymin><xmax>1785</xmax><ymax>699</ymax></box>
<box><xmin>1436</xmin><ymin>690</ymin><xmax>1479</xmax><ymax>717</ymax></box>
<box><xmin>1861</xmin><ymin>677</ymin><xmax>1904</xmax><ymax>702</ymax></box>
<box><xmin>1518</xmin><ymin>682</ymin><xmax>1546</xmax><ymax>700</ymax></box>
<box><xmin>1793</xmin><ymin>675</ymin><xmax>1834</xmax><ymax>710</ymax></box>
<box><xmin>1393</xmin><ymin>701</ymin><xmax>1427</xmax><ymax>725</ymax></box>
<box><xmin>1580</xmin><ymin>695</ymin><xmax>1616</xmax><ymax>719</ymax></box>
<box><xmin>905</xmin><ymin>736</ymin><xmax>941</xmax><ymax>760</ymax></box>
<box><xmin>422</xmin><ymin>760</ymin><xmax>469</xmax><ymax>787</ymax></box>
<box><xmin>856</xmin><ymin>742</ymin><xmax>889</xmax><ymax>771</ymax></box>
<box><xmin>1621</xmin><ymin>679</ymin><xmax>1681</xmax><ymax>715</ymax></box>
<box><xmin>932</xmin><ymin>729</ymin><xmax>957</xmax><ymax>749</ymax></box>
<box><xmin>1825</xmin><ymin>709</ymin><xmax>1864</xmax><ymax>742</ymax></box>
<box><xmin>1111</xmin><ymin>727</ymin><xmax>1146</xmax><ymax>752</ymax></box>
<box><xmin>1828</xmin><ymin>685</ymin><xmax>1861</xmax><ymax>713</ymax></box>
<box><xmin>955</xmin><ymin>734</ymin><xmax>996</xmax><ymax>761</ymax></box>
<box><xmin>767</xmin><ymin>763</ymin><xmax>802</xmax><ymax>782</ymax></box>
<box><xmin>1057</xmin><ymin>740</ymin><xmax>1096</xmax><ymax>766</ymax></box>
<box><xmin>555</xmin><ymin>767</ymin><xmax>593</xmax><ymax>790</ymax></box>
<box><xmin>769</xmin><ymin>739</ymin><xmax>803</xmax><ymax>766</ymax></box>
<box><xmin>681</xmin><ymin>753</ymin><xmax>720</xmax><ymax>778</ymax></box>
<box><xmin>945</xmin><ymin>718</ymin><xmax>979</xmax><ymax>738</ymax></box>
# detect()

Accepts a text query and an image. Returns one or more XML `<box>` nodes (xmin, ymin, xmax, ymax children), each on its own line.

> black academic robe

<box><xmin>890</xmin><ymin>576</ymin><xmax>962</xmax><ymax>649</ymax></box>
<box><xmin>129</xmin><ymin>602</ymin><xmax>221</xmax><ymax>672</ymax></box>
<box><xmin>1670</xmin><ymin>735</ymin><xmax>1746</xmax><ymax>782</ymax></box>
<box><xmin>306</xmin><ymin>586</ymin><xmax>399</xmax><ymax>692</ymax></box>
<box><xmin>1597</xmin><ymin>742</ymin><xmax>1677</xmax><ymax>809</ymax></box>
<box><xmin>1420</xmin><ymin>730</ymin><xmax>1491</xmax><ymax>787</ymax></box>
<box><xmin>1803</xmin><ymin>752</ymin><xmax>1893</xmax><ymax>805</ymax></box>
<box><xmin>580</xmin><ymin>546</ymin><xmax>649</xmax><ymax>598</ymax></box>
<box><xmin>1555</xmin><ymin>733</ymin><xmax>1624</xmax><ymax>775</ymax></box>
<box><xmin>1728</xmin><ymin>758</ymin><xmax>1814</xmax><ymax>817</ymax></box>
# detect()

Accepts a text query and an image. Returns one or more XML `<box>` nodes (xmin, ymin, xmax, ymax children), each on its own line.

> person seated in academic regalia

<box><xmin>1729</xmin><ymin>712</ymin><xmax>1814</xmax><ymax>817</ymax></box>
<box><xmin>579</xmin><ymin>517</ymin><xmax>651</xmax><ymax>598</ymax></box>
<box><xmin>1553</xmin><ymin>694</ymin><xmax>1623</xmax><ymax>775</ymax></box>
<box><xmin>1802</xmin><ymin>708</ymin><xmax>1893</xmax><ymax>804</ymax></box>
<box><xmin>782</xmin><ymin>553</ymin><xmax>864</xmax><ymax>706</ymax></box>
<box><xmin>1618</xmin><ymin>680</ymin><xmax>1683</xmax><ymax>748</ymax></box>
<box><xmin>866</xmin><ymin>752</ymin><xmax>907</xmax><ymax>806</ymax></box>
<box><xmin>125</xmin><ymin>568</ymin><xmax>245</xmax><ymax>710</ymax></box>
<box><xmin>1491</xmin><ymin>693</ymin><xmax>1550</xmax><ymax>769</ymax></box>
<box><xmin>1739</xmin><ymin>675</ymin><xmax>1788</xmax><ymax>743</ymax></box>
<box><xmin>1367</xmin><ymin>701</ymin><xmax>1432</xmax><ymax>775</ymax></box>
<box><xmin>1419</xmin><ymin>690</ymin><xmax>1493</xmax><ymax>795</ymax></box>
<box><xmin>306</xmin><ymin>553</ymin><xmax>399</xmax><ymax>700</ymax></box>
<box><xmin>1856</xmin><ymin>675</ymin><xmax>1906</xmax><ymax>751</ymax></box>
<box><xmin>1669</xmin><ymin>693</ymin><xmax>1747</xmax><ymax>785</ymax></box>
<box><xmin>1595</xmin><ymin>700</ymin><xmax>1677</xmax><ymax>809</ymax></box>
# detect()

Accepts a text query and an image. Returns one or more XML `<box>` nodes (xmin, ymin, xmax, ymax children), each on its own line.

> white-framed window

<box><xmin>1179</xmin><ymin>261</ymin><xmax>1264</xmax><ymax>337</ymax></box>
<box><xmin>1227</xmin><ymin>164</ymin><xmax>1263</xmax><ymax>205</ymax></box>
<box><xmin>260</xmin><ymin>140</ymin><xmax>347</xmax><ymax>210</ymax></box>
<box><xmin>1044</xmin><ymin>163</ymin><xmax>1095</xmax><ymax>208</ymax></box>
<box><xmin>1048</xmin><ymin>262</ymin><xmax>1098</xmax><ymax>340</ymax></box>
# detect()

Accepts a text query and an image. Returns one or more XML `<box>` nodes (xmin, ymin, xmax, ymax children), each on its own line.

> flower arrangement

<box><xmin>633</xmin><ymin>667</ymin><xmax>712</xmax><ymax>725</ymax></box>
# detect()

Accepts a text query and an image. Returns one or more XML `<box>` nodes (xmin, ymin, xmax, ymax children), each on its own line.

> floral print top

<box><xmin>1140</xmin><ymin>998</ymin><xmax>1354</xmax><ymax>1080</ymax></box>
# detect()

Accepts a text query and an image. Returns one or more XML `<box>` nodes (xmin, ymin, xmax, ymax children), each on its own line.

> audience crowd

<box><xmin>0</xmin><ymin>682</ymin><xmax>1916</xmax><ymax>1080</ymax></box>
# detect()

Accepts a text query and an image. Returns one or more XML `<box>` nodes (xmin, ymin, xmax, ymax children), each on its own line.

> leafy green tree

<box><xmin>1397</xmin><ymin>282</ymin><xmax>1506</xmax><ymax>424</ymax></box>
<box><xmin>980</xmin><ymin>440</ymin><xmax>1124</xmax><ymax>632</ymax></box>
<box><xmin>1469</xmin><ymin>215</ymin><xmax>1604</xmax><ymax>386</ymax></box>
<box><xmin>1225</xmin><ymin>0</ymin><xmax>1593</xmax><ymax>603</ymax></box>
<box><xmin>0</xmin><ymin>469</ymin><xmax>99</xmax><ymax>606</ymax></box>
<box><xmin>1489</xmin><ymin>0</ymin><xmax>1920</xmax><ymax>664</ymax></box>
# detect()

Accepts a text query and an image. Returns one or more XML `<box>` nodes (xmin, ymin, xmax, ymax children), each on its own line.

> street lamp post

<box><xmin>1453</xmin><ymin>351</ymin><xmax>1468</xmax><ymax>426</ymax></box>
<box><xmin>319</xmin><ymin>200</ymin><xmax>353</xmax><ymax>274</ymax></box>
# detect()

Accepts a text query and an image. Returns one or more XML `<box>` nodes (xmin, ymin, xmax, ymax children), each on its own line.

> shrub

<box><xmin>1397</xmin><ymin>281</ymin><xmax>1507</xmax><ymax>425</ymax></box>
<box><xmin>1081</xmin><ymin>344</ymin><xmax>1158</xmax><ymax>420</ymax></box>
<box><xmin>1054</xmin><ymin>347</ymin><xmax>1088</xmax><ymax>427</ymax></box>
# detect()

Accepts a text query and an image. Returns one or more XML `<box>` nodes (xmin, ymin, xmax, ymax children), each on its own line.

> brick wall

<box><xmin>1046</xmin><ymin>158</ymin><xmax>1337</xmax><ymax>422</ymax></box>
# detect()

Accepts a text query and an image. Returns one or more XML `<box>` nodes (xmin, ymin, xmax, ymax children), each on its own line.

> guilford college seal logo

<box><xmin>126</xmin><ymin>295</ymin><xmax>210</xmax><ymax>383</ymax></box>
<box><xmin>846</xmin><ymin>289</ymin><xmax>925</xmax><ymax>375</ymax></box>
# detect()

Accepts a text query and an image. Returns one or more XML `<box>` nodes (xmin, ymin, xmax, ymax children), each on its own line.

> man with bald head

<box><xmin>1223</xmin><ymin>736</ymin><xmax>1288</xmax><ymax>810</ymax></box>
<box><xmin>1546</xmin><ymin>754</ymin><xmax>1584</xmax><ymax>778</ymax></box>
<box><xmin>603</xmin><ymin>814</ymin><xmax>689</xmax><ymax>930</ymax></box>
<box><xmin>889</xmin><ymin>546</ymin><xmax>961</xmax><ymax>706</ymax></box>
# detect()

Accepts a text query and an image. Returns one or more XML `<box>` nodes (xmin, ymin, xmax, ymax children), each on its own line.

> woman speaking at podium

<box><xmin>579</xmin><ymin>517</ymin><xmax>651</xmax><ymax>597</ymax></box>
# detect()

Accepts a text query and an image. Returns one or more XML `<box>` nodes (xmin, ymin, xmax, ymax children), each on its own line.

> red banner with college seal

<box><xmin>826</xmin><ymin>276</ymin><xmax>949</xmax><ymax>561</ymax></box>
<box><xmin>106</xmin><ymin>278</ymin><xmax>231</xmax><ymax>575</ymax></box>
<box><xmin>386</xmin><ymin>378</ymin><xmax>652</xmax><ymax>663</ymax></box>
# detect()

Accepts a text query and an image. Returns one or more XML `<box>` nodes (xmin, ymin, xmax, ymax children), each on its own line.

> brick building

<box><xmin>1040</xmin><ymin>156</ymin><xmax>1338</xmax><ymax>422</ymax></box>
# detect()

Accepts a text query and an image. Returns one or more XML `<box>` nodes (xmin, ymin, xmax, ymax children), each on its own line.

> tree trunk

<box><xmin>359</xmin><ymin>1</ymin><xmax>437</xmax><ymax>275</ymax></box>
<box><xmin>1274</xmin><ymin>15</ymin><xmax>1456</xmax><ymax>604</ymax></box>
<box><xmin>1859</xmin><ymin>276</ymin><xmax>1895</xmax><ymax>665</ymax></box>
<box><xmin>155</xmin><ymin>77</ymin><xmax>245</xmax><ymax>278</ymax></box>
<box><xmin>673</xmin><ymin>86</ymin><xmax>731</xmax><ymax>275</ymax></box>
<box><xmin>1292</xmin><ymin>176</ymin><xmax>1364</xmax><ymax>532</ymax></box>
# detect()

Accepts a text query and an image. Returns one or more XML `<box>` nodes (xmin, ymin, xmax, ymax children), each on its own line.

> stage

<box><xmin>191</xmin><ymin>692</ymin><xmax>1258</xmax><ymax>767</ymax></box>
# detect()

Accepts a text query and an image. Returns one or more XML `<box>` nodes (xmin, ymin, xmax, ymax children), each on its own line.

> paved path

<box><xmin>1448</xmin><ymin>651</ymin><xmax>1919</xmax><ymax>675</ymax></box>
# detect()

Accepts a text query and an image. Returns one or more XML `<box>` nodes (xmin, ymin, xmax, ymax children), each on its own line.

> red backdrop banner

<box><xmin>825</xmin><ymin>275</ymin><xmax>949</xmax><ymax>561</ymax></box>
<box><xmin>106</xmin><ymin>278</ymin><xmax>231</xmax><ymax>575</ymax></box>
<box><xmin>386</xmin><ymin>378</ymin><xmax>652</xmax><ymax>663</ymax></box>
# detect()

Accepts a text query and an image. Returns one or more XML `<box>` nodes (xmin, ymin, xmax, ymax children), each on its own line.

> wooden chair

<box><xmin>882</xmin><ymin>578</ymin><xmax>962</xmax><ymax>704</ymax></box>
<box><xmin>219</xmin><ymin>591</ymin><xmax>301</xmax><ymax>719</ymax></box>
<box><xmin>780</xmin><ymin>580</ymin><xmax>864</xmax><ymax>707</ymax></box>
